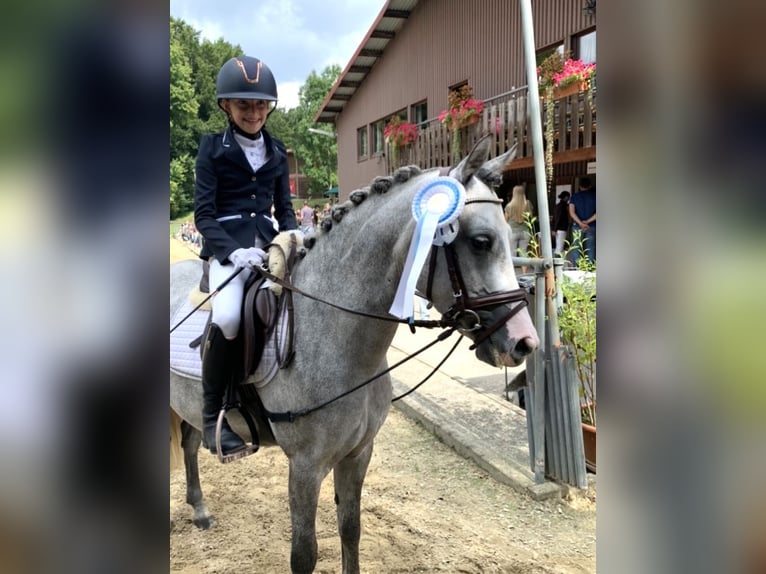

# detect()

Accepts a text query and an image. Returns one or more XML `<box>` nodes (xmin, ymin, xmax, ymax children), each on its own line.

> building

<box><xmin>315</xmin><ymin>0</ymin><xmax>596</xmax><ymax>208</ymax></box>
<box><xmin>286</xmin><ymin>149</ymin><xmax>309</xmax><ymax>199</ymax></box>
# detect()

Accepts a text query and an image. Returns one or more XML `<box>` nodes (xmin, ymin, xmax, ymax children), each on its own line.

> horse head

<box><xmin>418</xmin><ymin>136</ymin><xmax>540</xmax><ymax>367</ymax></box>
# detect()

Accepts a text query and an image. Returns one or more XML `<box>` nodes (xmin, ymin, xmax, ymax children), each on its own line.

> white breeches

<box><xmin>209</xmin><ymin>260</ymin><xmax>252</xmax><ymax>339</ymax></box>
<box><xmin>208</xmin><ymin>237</ymin><xmax>267</xmax><ymax>339</ymax></box>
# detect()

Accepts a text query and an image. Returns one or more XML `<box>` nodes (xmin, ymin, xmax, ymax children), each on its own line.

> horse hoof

<box><xmin>194</xmin><ymin>515</ymin><xmax>213</xmax><ymax>530</ymax></box>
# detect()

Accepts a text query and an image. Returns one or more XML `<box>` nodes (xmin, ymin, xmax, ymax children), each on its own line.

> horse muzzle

<box><xmin>464</xmin><ymin>304</ymin><xmax>539</xmax><ymax>367</ymax></box>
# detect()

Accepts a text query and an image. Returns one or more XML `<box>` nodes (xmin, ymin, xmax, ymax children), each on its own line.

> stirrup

<box><xmin>215</xmin><ymin>406</ymin><xmax>259</xmax><ymax>464</ymax></box>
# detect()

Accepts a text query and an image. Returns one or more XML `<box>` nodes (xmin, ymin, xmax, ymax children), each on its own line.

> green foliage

<box><xmin>295</xmin><ymin>67</ymin><xmax>341</xmax><ymax>194</ymax></box>
<box><xmin>558</xmin><ymin>231</ymin><xmax>596</xmax><ymax>425</ymax></box>
<box><xmin>170</xmin><ymin>154</ymin><xmax>195</xmax><ymax>219</ymax></box>
<box><xmin>266</xmin><ymin>66</ymin><xmax>340</xmax><ymax>195</ymax></box>
<box><xmin>523</xmin><ymin>212</ymin><xmax>539</xmax><ymax>257</ymax></box>
<box><xmin>169</xmin><ymin>17</ymin><xmax>241</xmax><ymax>216</ymax></box>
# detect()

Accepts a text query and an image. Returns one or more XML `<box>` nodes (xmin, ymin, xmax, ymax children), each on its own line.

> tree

<box><xmin>170</xmin><ymin>17</ymin><xmax>241</xmax><ymax>216</ymax></box>
<box><xmin>170</xmin><ymin>27</ymin><xmax>198</xmax><ymax>161</ymax></box>
<box><xmin>170</xmin><ymin>154</ymin><xmax>195</xmax><ymax>219</ymax></box>
<box><xmin>293</xmin><ymin>66</ymin><xmax>340</xmax><ymax>194</ymax></box>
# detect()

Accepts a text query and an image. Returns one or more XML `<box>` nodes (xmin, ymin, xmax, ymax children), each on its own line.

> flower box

<box><xmin>552</xmin><ymin>79</ymin><xmax>590</xmax><ymax>100</ymax></box>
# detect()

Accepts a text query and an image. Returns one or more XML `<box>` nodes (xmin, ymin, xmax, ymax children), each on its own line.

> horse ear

<box><xmin>449</xmin><ymin>135</ymin><xmax>492</xmax><ymax>185</ymax></box>
<box><xmin>475</xmin><ymin>142</ymin><xmax>517</xmax><ymax>187</ymax></box>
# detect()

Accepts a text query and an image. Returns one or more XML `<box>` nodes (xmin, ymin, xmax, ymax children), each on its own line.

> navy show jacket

<box><xmin>194</xmin><ymin>127</ymin><xmax>297</xmax><ymax>263</ymax></box>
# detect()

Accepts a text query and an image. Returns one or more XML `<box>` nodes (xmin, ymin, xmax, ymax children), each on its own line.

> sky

<box><xmin>169</xmin><ymin>0</ymin><xmax>387</xmax><ymax>110</ymax></box>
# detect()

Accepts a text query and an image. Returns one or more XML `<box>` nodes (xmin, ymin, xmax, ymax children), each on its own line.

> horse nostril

<box><xmin>513</xmin><ymin>336</ymin><xmax>538</xmax><ymax>357</ymax></box>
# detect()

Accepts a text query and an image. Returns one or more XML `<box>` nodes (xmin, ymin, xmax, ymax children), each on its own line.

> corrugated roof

<box><xmin>314</xmin><ymin>0</ymin><xmax>420</xmax><ymax>124</ymax></box>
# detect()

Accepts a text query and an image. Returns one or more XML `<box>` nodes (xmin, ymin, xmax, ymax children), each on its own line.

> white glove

<box><xmin>228</xmin><ymin>247</ymin><xmax>266</xmax><ymax>270</ymax></box>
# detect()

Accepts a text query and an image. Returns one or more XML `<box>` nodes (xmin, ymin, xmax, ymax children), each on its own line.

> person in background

<box><xmin>568</xmin><ymin>177</ymin><xmax>596</xmax><ymax>265</ymax></box>
<box><xmin>504</xmin><ymin>184</ymin><xmax>534</xmax><ymax>273</ymax></box>
<box><xmin>194</xmin><ymin>55</ymin><xmax>298</xmax><ymax>457</ymax></box>
<box><xmin>299</xmin><ymin>200</ymin><xmax>314</xmax><ymax>233</ymax></box>
<box><xmin>552</xmin><ymin>190</ymin><xmax>571</xmax><ymax>257</ymax></box>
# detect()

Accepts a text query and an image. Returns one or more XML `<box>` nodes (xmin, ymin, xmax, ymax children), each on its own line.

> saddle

<box><xmin>192</xmin><ymin>233</ymin><xmax>301</xmax><ymax>379</ymax></box>
<box><xmin>187</xmin><ymin>233</ymin><xmax>303</xmax><ymax>461</ymax></box>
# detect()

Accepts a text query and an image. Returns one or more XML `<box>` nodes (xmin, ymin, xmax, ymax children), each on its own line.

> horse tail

<box><xmin>170</xmin><ymin>408</ymin><xmax>184</xmax><ymax>471</ymax></box>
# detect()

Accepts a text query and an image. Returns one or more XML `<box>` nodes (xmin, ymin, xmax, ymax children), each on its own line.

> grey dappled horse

<box><xmin>170</xmin><ymin>137</ymin><xmax>539</xmax><ymax>574</ymax></box>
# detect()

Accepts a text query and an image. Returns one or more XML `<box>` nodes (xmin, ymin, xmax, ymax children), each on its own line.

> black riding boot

<box><xmin>201</xmin><ymin>323</ymin><xmax>246</xmax><ymax>455</ymax></box>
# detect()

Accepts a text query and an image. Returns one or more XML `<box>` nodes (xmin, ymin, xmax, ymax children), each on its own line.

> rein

<box><xmin>259</xmin><ymin>328</ymin><xmax>464</xmax><ymax>423</ymax></box>
<box><xmin>256</xmin><ymin>265</ymin><xmax>449</xmax><ymax>332</ymax></box>
<box><xmin>247</xmin><ymin>195</ymin><xmax>529</xmax><ymax>424</ymax></box>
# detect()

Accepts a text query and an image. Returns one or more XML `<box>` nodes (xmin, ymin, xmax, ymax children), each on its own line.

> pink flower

<box><xmin>384</xmin><ymin>119</ymin><xmax>419</xmax><ymax>147</ymax></box>
<box><xmin>439</xmin><ymin>98</ymin><xmax>485</xmax><ymax>131</ymax></box>
<box><xmin>552</xmin><ymin>59</ymin><xmax>596</xmax><ymax>88</ymax></box>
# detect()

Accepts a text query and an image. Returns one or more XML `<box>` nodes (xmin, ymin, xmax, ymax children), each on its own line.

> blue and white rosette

<box><xmin>389</xmin><ymin>177</ymin><xmax>466</xmax><ymax>319</ymax></box>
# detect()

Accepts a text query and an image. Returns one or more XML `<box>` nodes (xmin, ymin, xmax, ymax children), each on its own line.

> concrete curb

<box><xmin>387</xmin><ymin>326</ymin><xmax>562</xmax><ymax>500</ymax></box>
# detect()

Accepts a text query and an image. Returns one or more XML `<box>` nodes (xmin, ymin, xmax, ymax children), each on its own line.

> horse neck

<box><xmin>296</xmin><ymin>182</ymin><xmax>419</xmax><ymax>320</ymax></box>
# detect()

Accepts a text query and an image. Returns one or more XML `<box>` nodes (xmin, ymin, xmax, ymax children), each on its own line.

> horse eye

<box><xmin>470</xmin><ymin>235</ymin><xmax>492</xmax><ymax>251</ymax></box>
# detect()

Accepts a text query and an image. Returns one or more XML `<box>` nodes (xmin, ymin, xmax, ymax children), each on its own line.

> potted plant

<box><xmin>557</xmin><ymin>231</ymin><xmax>597</xmax><ymax>470</ymax></box>
<box><xmin>537</xmin><ymin>52</ymin><xmax>597</xmax><ymax>187</ymax></box>
<box><xmin>438</xmin><ymin>85</ymin><xmax>485</xmax><ymax>163</ymax></box>
<box><xmin>384</xmin><ymin>116</ymin><xmax>418</xmax><ymax>169</ymax></box>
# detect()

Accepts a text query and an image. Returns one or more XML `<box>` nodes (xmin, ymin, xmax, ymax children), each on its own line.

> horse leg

<box><xmin>181</xmin><ymin>420</ymin><xmax>212</xmax><ymax>529</ymax></box>
<box><xmin>288</xmin><ymin>460</ymin><xmax>326</xmax><ymax>574</ymax></box>
<box><xmin>333</xmin><ymin>443</ymin><xmax>374</xmax><ymax>574</ymax></box>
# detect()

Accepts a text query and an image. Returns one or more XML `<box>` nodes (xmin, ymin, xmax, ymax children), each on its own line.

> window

<box><xmin>575</xmin><ymin>29</ymin><xmax>596</xmax><ymax>64</ymax></box>
<box><xmin>357</xmin><ymin>126</ymin><xmax>368</xmax><ymax>160</ymax></box>
<box><xmin>372</xmin><ymin>112</ymin><xmax>407</xmax><ymax>155</ymax></box>
<box><xmin>411</xmin><ymin>100</ymin><xmax>428</xmax><ymax>125</ymax></box>
<box><xmin>372</xmin><ymin>118</ymin><xmax>386</xmax><ymax>155</ymax></box>
<box><xmin>448</xmin><ymin>81</ymin><xmax>469</xmax><ymax>102</ymax></box>
<box><xmin>536</xmin><ymin>43</ymin><xmax>564</xmax><ymax>67</ymax></box>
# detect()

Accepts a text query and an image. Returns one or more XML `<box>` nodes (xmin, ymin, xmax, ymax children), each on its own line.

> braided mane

<box><xmin>306</xmin><ymin>165</ymin><xmax>424</xmax><ymax>248</ymax></box>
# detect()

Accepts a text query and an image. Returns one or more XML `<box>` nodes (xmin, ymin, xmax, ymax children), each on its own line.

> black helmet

<box><xmin>216</xmin><ymin>56</ymin><xmax>278</xmax><ymax>106</ymax></box>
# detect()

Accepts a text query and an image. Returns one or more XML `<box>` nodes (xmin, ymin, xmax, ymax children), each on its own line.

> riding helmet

<box><xmin>216</xmin><ymin>56</ymin><xmax>278</xmax><ymax>108</ymax></box>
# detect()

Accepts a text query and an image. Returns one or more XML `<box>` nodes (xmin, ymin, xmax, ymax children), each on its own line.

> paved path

<box><xmin>386</xmin><ymin>323</ymin><xmax>562</xmax><ymax>500</ymax></box>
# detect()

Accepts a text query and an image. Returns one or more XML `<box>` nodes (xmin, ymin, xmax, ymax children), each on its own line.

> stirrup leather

<box><xmin>215</xmin><ymin>403</ymin><xmax>260</xmax><ymax>464</ymax></box>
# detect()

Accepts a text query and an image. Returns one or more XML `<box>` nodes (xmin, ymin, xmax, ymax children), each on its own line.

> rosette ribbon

<box><xmin>389</xmin><ymin>177</ymin><xmax>466</xmax><ymax>319</ymax></box>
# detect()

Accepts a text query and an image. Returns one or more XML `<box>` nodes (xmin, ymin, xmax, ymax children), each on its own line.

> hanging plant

<box><xmin>537</xmin><ymin>53</ymin><xmax>596</xmax><ymax>187</ymax></box>
<box><xmin>438</xmin><ymin>85</ymin><xmax>484</xmax><ymax>163</ymax></box>
<box><xmin>384</xmin><ymin>116</ymin><xmax>418</xmax><ymax>168</ymax></box>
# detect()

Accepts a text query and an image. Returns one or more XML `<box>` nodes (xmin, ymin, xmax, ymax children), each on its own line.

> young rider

<box><xmin>194</xmin><ymin>56</ymin><xmax>298</xmax><ymax>456</ymax></box>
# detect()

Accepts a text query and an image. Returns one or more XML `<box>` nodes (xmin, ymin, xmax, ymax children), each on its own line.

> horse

<box><xmin>170</xmin><ymin>136</ymin><xmax>540</xmax><ymax>574</ymax></box>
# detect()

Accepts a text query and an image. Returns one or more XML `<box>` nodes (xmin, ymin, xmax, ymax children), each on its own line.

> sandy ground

<box><xmin>169</xmin><ymin>237</ymin><xmax>596</xmax><ymax>573</ymax></box>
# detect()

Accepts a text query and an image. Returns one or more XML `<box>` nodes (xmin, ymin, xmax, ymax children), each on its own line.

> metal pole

<box><xmin>532</xmin><ymin>270</ymin><xmax>547</xmax><ymax>483</ymax></box>
<box><xmin>518</xmin><ymin>0</ymin><xmax>554</xmax><ymax>264</ymax></box>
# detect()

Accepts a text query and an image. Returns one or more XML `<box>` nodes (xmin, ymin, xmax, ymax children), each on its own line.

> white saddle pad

<box><xmin>169</xmin><ymin>293</ymin><xmax>289</xmax><ymax>388</ymax></box>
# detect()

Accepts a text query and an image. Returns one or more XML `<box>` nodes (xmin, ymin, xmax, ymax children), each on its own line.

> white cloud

<box><xmin>171</xmin><ymin>0</ymin><xmax>385</xmax><ymax>103</ymax></box>
<box><xmin>183</xmin><ymin>17</ymin><xmax>224</xmax><ymax>43</ymax></box>
<box><xmin>277</xmin><ymin>81</ymin><xmax>302</xmax><ymax>110</ymax></box>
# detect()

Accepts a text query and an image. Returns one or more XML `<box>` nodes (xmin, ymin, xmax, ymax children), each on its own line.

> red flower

<box><xmin>439</xmin><ymin>98</ymin><xmax>484</xmax><ymax>131</ymax></box>
<box><xmin>384</xmin><ymin>118</ymin><xmax>418</xmax><ymax>147</ymax></box>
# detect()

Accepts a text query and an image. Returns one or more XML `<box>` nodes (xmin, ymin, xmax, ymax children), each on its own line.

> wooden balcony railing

<box><xmin>385</xmin><ymin>84</ymin><xmax>596</xmax><ymax>173</ymax></box>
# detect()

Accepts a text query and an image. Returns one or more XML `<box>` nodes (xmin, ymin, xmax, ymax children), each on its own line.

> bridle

<box><xmin>425</xmin><ymin>196</ymin><xmax>529</xmax><ymax>350</ymax></box>
<box><xmin>255</xmin><ymin>196</ymin><xmax>528</xmax><ymax>345</ymax></box>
